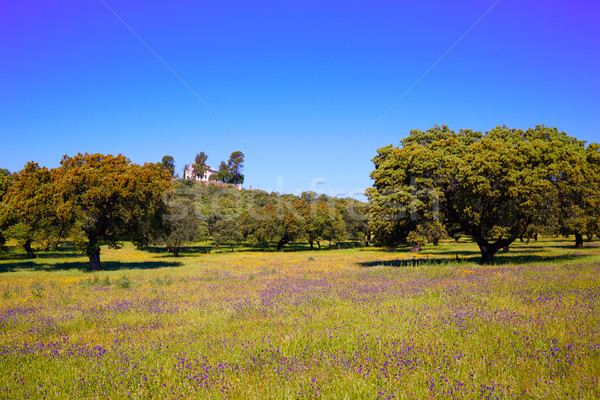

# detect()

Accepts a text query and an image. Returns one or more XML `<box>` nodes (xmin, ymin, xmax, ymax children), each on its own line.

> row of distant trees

<box><xmin>154</xmin><ymin>181</ymin><xmax>370</xmax><ymax>256</ymax></box>
<box><xmin>0</xmin><ymin>153</ymin><xmax>370</xmax><ymax>270</ymax></box>
<box><xmin>367</xmin><ymin>125</ymin><xmax>600</xmax><ymax>261</ymax></box>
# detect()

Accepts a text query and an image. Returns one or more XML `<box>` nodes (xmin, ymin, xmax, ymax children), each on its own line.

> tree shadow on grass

<box><xmin>359</xmin><ymin>253</ymin><xmax>595</xmax><ymax>268</ymax></box>
<box><xmin>0</xmin><ymin>260</ymin><xmax>184</xmax><ymax>273</ymax></box>
<box><xmin>141</xmin><ymin>241</ymin><xmax>366</xmax><ymax>255</ymax></box>
<box><xmin>143</xmin><ymin>245</ymin><xmax>214</xmax><ymax>255</ymax></box>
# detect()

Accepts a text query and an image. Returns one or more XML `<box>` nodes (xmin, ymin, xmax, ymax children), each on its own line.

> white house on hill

<box><xmin>183</xmin><ymin>163</ymin><xmax>217</xmax><ymax>182</ymax></box>
<box><xmin>183</xmin><ymin>163</ymin><xmax>242</xmax><ymax>190</ymax></box>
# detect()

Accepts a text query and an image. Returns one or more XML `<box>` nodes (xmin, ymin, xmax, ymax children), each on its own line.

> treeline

<box><xmin>367</xmin><ymin>125</ymin><xmax>600</xmax><ymax>261</ymax></box>
<box><xmin>0</xmin><ymin>153</ymin><xmax>370</xmax><ymax>270</ymax></box>
<box><xmin>153</xmin><ymin>180</ymin><xmax>370</xmax><ymax>256</ymax></box>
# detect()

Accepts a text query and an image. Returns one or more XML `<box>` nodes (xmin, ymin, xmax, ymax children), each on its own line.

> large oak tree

<box><xmin>54</xmin><ymin>153</ymin><xmax>172</xmax><ymax>270</ymax></box>
<box><xmin>367</xmin><ymin>125</ymin><xmax>600</xmax><ymax>261</ymax></box>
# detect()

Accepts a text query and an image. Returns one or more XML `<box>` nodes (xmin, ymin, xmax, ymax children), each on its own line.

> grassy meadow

<box><xmin>1</xmin><ymin>238</ymin><xmax>600</xmax><ymax>399</ymax></box>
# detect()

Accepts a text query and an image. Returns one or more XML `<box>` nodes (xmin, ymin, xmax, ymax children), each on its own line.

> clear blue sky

<box><xmin>1</xmin><ymin>1</ymin><xmax>599</xmax><ymax>200</ymax></box>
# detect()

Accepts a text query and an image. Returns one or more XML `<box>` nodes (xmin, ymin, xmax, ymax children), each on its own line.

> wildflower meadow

<box><xmin>1</xmin><ymin>238</ymin><xmax>600</xmax><ymax>399</ymax></box>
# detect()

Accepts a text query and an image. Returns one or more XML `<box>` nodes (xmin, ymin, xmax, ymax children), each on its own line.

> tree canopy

<box><xmin>53</xmin><ymin>153</ymin><xmax>172</xmax><ymax>270</ymax></box>
<box><xmin>227</xmin><ymin>151</ymin><xmax>245</xmax><ymax>185</ymax></box>
<box><xmin>193</xmin><ymin>152</ymin><xmax>209</xmax><ymax>180</ymax></box>
<box><xmin>161</xmin><ymin>155</ymin><xmax>176</xmax><ymax>178</ymax></box>
<box><xmin>1</xmin><ymin>163</ymin><xmax>63</xmax><ymax>257</ymax></box>
<box><xmin>367</xmin><ymin>125</ymin><xmax>600</xmax><ymax>261</ymax></box>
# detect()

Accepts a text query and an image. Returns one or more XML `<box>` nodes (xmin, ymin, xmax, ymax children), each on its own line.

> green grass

<box><xmin>1</xmin><ymin>237</ymin><xmax>599</xmax><ymax>398</ymax></box>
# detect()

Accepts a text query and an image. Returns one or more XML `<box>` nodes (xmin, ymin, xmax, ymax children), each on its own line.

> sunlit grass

<box><xmin>1</xmin><ymin>237</ymin><xmax>599</xmax><ymax>398</ymax></box>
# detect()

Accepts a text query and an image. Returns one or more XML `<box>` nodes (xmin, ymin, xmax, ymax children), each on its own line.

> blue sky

<box><xmin>1</xmin><ymin>1</ymin><xmax>599</xmax><ymax>200</ymax></box>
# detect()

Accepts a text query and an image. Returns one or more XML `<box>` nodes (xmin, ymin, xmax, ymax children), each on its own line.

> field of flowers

<box><xmin>1</xmin><ymin>238</ymin><xmax>600</xmax><ymax>399</ymax></box>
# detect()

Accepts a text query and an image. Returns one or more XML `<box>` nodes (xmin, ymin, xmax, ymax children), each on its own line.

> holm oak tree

<box><xmin>54</xmin><ymin>153</ymin><xmax>172</xmax><ymax>270</ymax></box>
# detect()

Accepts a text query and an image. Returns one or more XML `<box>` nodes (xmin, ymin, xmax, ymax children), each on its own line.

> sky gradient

<box><xmin>1</xmin><ymin>0</ymin><xmax>599</xmax><ymax>199</ymax></box>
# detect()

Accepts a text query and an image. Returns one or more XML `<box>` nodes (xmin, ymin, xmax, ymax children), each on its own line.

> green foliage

<box><xmin>167</xmin><ymin>180</ymin><xmax>369</xmax><ymax>251</ymax></box>
<box><xmin>115</xmin><ymin>275</ymin><xmax>131</xmax><ymax>289</ymax></box>
<box><xmin>556</xmin><ymin>142</ymin><xmax>600</xmax><ymax>246</ymax></box>
<box><xmin>212</xmin><ymin>219</ymin><xmax>244</xmax><ymax>251</ymax></box>
<box><xmin>368</xmin><ymin>125</ymin><xmax>600</xmax><ymax>261</ymax></box>
<box><xmin>79</xmin><ymin>275</ymin><xmax>111</xmax><ymax>288</ymax></box>
<box><xmin>211</xmin><ymin>161</ymin><xmax>233</xmax><ymax>183</ymax></box>
<box><xmin>54</xmin><ymin>153</ymin><xmax>172</xmax><ymax>270</ymax></box>
<box><xmin>156</xmin><ymin>195</ymin><xmax>208</xmax><ymax>256</ymax></box>
<box><xmin>161</xmin><ymin>155</ymin><xmax>176</xmax><ymax>178</ymax></box>
<box><xmin>0</xmin><ymin>170</ymin><xmax>11</xmax><ymax>198</ymax></box>
<box><xmin>152</xmin><ymin>275</ymin><xmax>173</xmax><ymax>286</ymax></box>
<box><xmin>208</xmin><ymin>151</ymin><xmax>245</xmax><ymax>185</ymax></box>
<box><xmin>1</xmin><ymin>162</ymin><xmax>66</xmax><ymax>258</ymax></box>
<box><xmin>0</xmin><ymin>169</ymin><xmax>12</xmax><ymax>247</ymax></box>
<box><xmin>193</xmin><ymin>152</ymin><xmax>208</xmax><ymax>180</ymax></box>
<box><xmin>227</xmin><ymin>151</ymin><xmax>245</xmax><ymax>185</ymax></box>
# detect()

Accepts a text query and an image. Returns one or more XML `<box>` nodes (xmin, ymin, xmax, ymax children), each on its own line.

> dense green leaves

<box><xmin>227</xmin><ymin>151</ymin><xmax>245</xmax><ymax>185</ymax></box>
<box><xmin>193</xmin><ymin>152</ymin><xmax>209</xmax><ymax>179</ymax></box>
<box><xmin>53</xmin><ymin>153</ymin><xmax>172</xmax><ymax>270</ymax></box>
<box><xmin>161</xmin><ymin>155</ymin><xmax>176</xmax><ymax>178</ymax></box>
<box><xmin>1</xmin><ymin>163</ymin><xmax>64</xmax><ymax>257</ymax></box>
<box><xmin>368</xmin><ymin>125</ymin><xmax>600</xmax><ymax>261</ymax></box>
<box><xmin>162</xmin><ymin>181</ymin><xmax>367</xmax><ymax>252</ymax></box>
<box><xmin>208</xmin><ymin>151</ymin><xmax>245</xmax><ymax>185</ymax></box>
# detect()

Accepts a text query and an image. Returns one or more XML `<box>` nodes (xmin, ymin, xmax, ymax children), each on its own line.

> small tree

<box><xmin>2</xmin><ymin>163</ymin><xmax>65</xmax><ymax>258</ymax></box>
<box><xmin>212</xmin><ymin>219</ymin><xmax>243</xmax><ymax>252</ymax></box>
<box><xmin>159</xmin><ymin>197</ymin><xmax>207</xmax><ymax>257</ymax></box>
<box><xmin>211</xmin><ymin>161</ymin><xmax>233</xmax><ymax>183</ymax></box>
<box><xmin>227</xmin><ymin>151</ymin><xmax>245</xmax><ymax>185</ymax></box>
<box><xmin>301</xmin><ymin>197</ymin><xmax>328</xmax><ymax>250</ymax></box>
<box><xmin>193</xmin><ymin>152</ymin><xmax>209</xmax><ymax>180</ymax></box>
<box><xmin>321</xmin><ymin>209</ymin><xmax>346</xmax><ymax>250</ymax></box>
<box><xmin>161</xmin><ymin>155</ymin><xmax>176</xmax><ymax>178</ymax></box>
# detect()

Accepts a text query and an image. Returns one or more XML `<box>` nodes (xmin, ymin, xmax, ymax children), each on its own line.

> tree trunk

<box><xmin>478</xmin><ymin>243</ymin><xmax>496</xmax><ymax>262</ymax></box>
<box><xmin>173</xmin><ymin>247</ymin><xmax>179</xmax><ymax>257</ymax></box>
<box><xmin>410</xmin><ymin>243</ymin><xmax>422</xmax><ymax>252</ymax></box>
<box><xmin>88</xmin><ymin>249</ymin><xmax>102</xmax><ymax>271</ymax></box>
<box><xmin>23</xmin><ymin>239</ymin><xmax>36</xmax><ymax>259</ymax></box>
<box><xmin>454</xmin><ymin>237</ymin><xmax>460</xmax><ymax>243</ymax></box>
<box><xmin>230</xmin><ymin>245</ymin><xmax>234</xmax><ymax>253</ymax></box>
<box><xmin>309</xmin><ymin>241</ymin><xmax>314</xmax><ymax>250</ymax></box>
<box><xmin>475</xmin><ymin>237</ymin><xmax>513</xmax><ymax>262</ymax></box>
<box><xmin>502</xmin><ymin>246</ymin><xmax>510</xmax><ymax>253</ymax></box>
<box><xmin>166</xmin><ymin>245</ymin><xmax>172</xmax><ymax>253</ymax></box>
<box><xmin>526</xmin><ymin>236</ymin><xmax>531</xmax><ymax>244</ymax></box>
<box><xmin>433</xmin><ymin>238</ymin><xmax>439</xmax><ymax>246</ymax></box>
<box><xmin>519</xmin><ymin>235</ymin><xmax>524</xmax><ymax>242</ymax></box>
<box><xmin>215</xmin><ymin>242</ymin><xmax>219</xmax><ymax>250</ymax></box>
<box><xmin>337</xmin><ymin>242</ymin><xmax>341</xmax><ymax>250</ymax></box>
<box><xmin>277</xmin><ymin>237</ymin><xmax>289</xmax><ymax>251</ymax></box>
<box><xmin>587</xmin><ymin>234</ymin><xmax>593</xmax><ymax>242</ymax></box>
<box><xmin>575</xmin><ymin>233</ymin><xmax>584</xmax><ymax>248</ymax></box>
<box><xmin>534</xmin><ymin>234</ymin><xmax>538</xmax><ymax>241</ymax></box>
<box><xmin>317</xmin><ymin>241</ymin><xmax>321</xmax><ymax>250</ymax></box>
